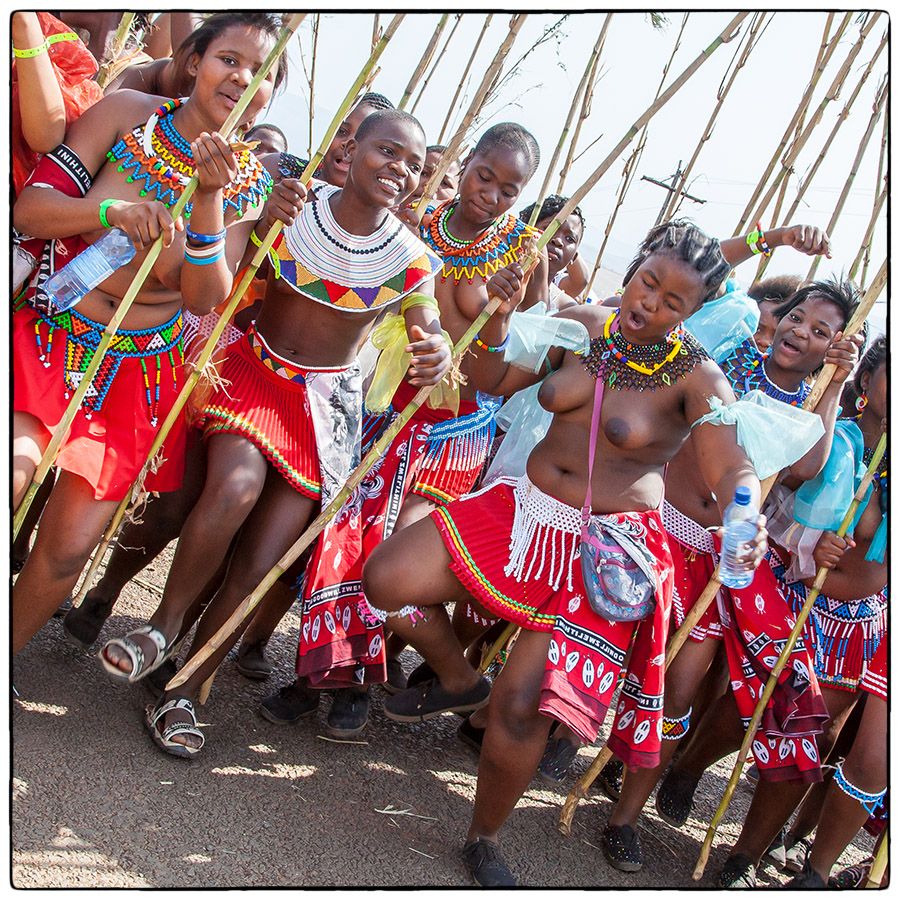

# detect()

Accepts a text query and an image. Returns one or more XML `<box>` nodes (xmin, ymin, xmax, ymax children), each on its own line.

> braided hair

<box><xmin>623</xmin><ymin>219</ymin><xmax>730</xmax><ymax>305</ymax></box>
<box><xmin>357</xmin><ymin>91</ymin><xmax>394</xmax><ymax>111</ymax></box>
<box><xmin>519</xmin><ymin>194</ymin><xmax>585</xmax><ymax>231</ymax></box>
<box><xmin>473</xmin><ymin>123</ymin><xmax>540</xmax><ymax>177</ymax></box>
<box><xmin>771</xmin><ymin>277</ymin><xmax>860</xmax><ymax>331</ymax></box>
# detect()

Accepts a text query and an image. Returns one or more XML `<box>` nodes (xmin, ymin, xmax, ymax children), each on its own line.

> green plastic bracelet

<box><xmin>99</xmin><ymin>199</ymin><xmax>120</xmax><ymax>229</ymax></box>
<box><xmin>13</xmin><ymin>39</ymin><xmax>49</xmax><ymax>59</ymax></box>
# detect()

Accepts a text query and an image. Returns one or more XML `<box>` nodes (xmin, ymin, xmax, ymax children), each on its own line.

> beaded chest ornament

<box><xmin>106</xmin><ymin>99</ymin><xmax>273</xmax><ymax>218</ymax></box>
<box><xmin>580</xmin><ymin>310</ymin><xmax>706</xmax><ymax>390</ymax></box>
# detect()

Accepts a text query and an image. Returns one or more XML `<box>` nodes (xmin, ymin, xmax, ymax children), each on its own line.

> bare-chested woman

<box><xmin>362</xmin><ymin>222</ymin><xmax>768</xmax><ymax>885</ymax></box>
<box><xmin>12</xmin><ymin>12</ymin><xmax>285</xmax><ymax>657</ymax></box>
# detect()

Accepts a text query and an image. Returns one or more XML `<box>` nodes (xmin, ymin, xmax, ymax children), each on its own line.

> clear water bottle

<box><xmin>44</xmin><ymin>228</ymin><xmax>136</xmax><ymax>312</ymax></box>
<box><xmin>718</xmin><ymin>486</ymin><xmax>759</xmax><ymax>589</ymax></box>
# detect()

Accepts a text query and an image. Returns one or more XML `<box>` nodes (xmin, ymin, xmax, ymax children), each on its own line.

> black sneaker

<box><xmin>786</xmin><ymin>860</ymin><xmax>827</xmax><ymax>889</ymax></box>
<box><xmin>783</xmin><ymin>836</ymin><xmax>812</xmax><ymax>874</ymax></box>
<box><xmin>602</xmin><ymin>823</ymin><xmax>643</xmax><ymax>873</ymax></box>
<box><xmin>460</xmin><ymin>838</ymin><xmax>517</xmax><ymax>887</ymax></box>
<box><xmin>596</xmin><ymin>757</ymin><xmax>624</xmax><ymax>801</ymax></box>
<box><xmin>382</xmin><ymin>658</ymin><xmax>407</xmax><ymax>695</ymax></box>
<box><xmin>405</xmin><ymin>660</ymin><xmax>436</xmax><ymax>690</ymax></box>
<box><xmin>326</xmin><ymin>688</ymin><xmax>370</xmax><ymax>738</ymax></box>
<box><xmin>829</xmin><ymin>859</ymin><xmax>872</xmax><ymax>889</ymax></box>
<box><xmin>259</xmin><ymin>680</ymin><xmax>320</xmax><ymax>725</ymax></box>
<box><xmin>457</xmin><ymin>716</ymin><xmax>485</xmax><ymax>755</ymax></box>
<box><xmin>236</xmin><ymin>640</ymin><xmax>273</xmax><ymax>680</ymax></box>
<box><xmin>384</xmin><ymin>676</ymin><xmax>491</xmax><ymax>723</ymax></box>
<box><xmin>717</xmin><ymin>853</ymin><xmax>757</xmax><ymax>888</ymax></box>
<box><xmin>539</xmin><ymin>736</ymin><xmax>579</xmax><ymax>784</ymax></box>
<box><xmin>655</xmin><ymin>767</ymin><xmax>701</xmax><ymax>828</ymax></box>
<box><xmin>53</xmin><ymin>595</ymin><xmax>74</xmax><ymax>619</ymax></box>
<box><xmin>762</xmin><ymin>826</ymin><xmax>788</xmax><ymax>870</ymax></box>
<box><xmin>63</xmin><ymin>594</ymin><xmax>115</xmax><ymax>648</ymax></box>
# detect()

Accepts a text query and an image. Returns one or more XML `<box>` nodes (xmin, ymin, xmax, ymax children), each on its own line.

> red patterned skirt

<box><xmin>431</xmin><ymin>475</ymin><xmax>674</xmax><ymax>769</ymax></box>
<box><xmin>664</xmin><ymin>501</ymin><xmax>724</xmax><ymax>642</ymax></box>
<box><xmin>859</xmin><ymin>634</ymin><xmax>887</xmax><ymax>700</ymax></box>
<box><xmin>14</xmin><ymin>303</ymin><xmax>186</xmax><ymax>501</ymax></box>
<box><xmin>200</xmin><ymin>327</ymin><xmax>325</xmax><ymax>499</ymax></box>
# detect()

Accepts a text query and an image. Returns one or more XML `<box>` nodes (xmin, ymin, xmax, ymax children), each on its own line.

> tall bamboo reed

<box><xmin>663</xmin><ymin>13</ymin><xmax>770</xmax><ymax>222</ymax></box>
<box><xmin>857</xmin><ymin>111</ymin><xmax>888</xmax><ymax>287</ymax></box>
<box><xmin>96</xmin><ymin>12</ymin><xmax>136</xmax><ymax>89</ymax></box>
<box><xmin>410</xmin><ymin>13</ymin><xmax>463</xmax><ymax>116</ymax></box>
<box><xmin>754</xmin><ymin>31</ymin><xmax>887</xmax><ymax>280</ymax></box>
<box><xmin>746</xmin><ymin>13</ymin><xmax>880</xmax><ymax>232</ymax></box>
<box><xmin>69</xmin><ymin>15</ymin><xmax>407</xmax><ymax>608</ymax></box>
<box><xmin>169</xmin><ymin>11</ymin><xmax>749</xmax><ymax>694</ymax></box>
<box><xmin>398</xmin><ymin>14</ymin><xmax>449</xmax><ymax>111</ymax></box>
<box><xmin>527</xmin><ymin>23</ymin><xmax>611</xmax><ymax>228</ymax></box>
<box><xmin>437</xmin><ymin>15</ymin><xmax>494</xmax><ymax>144</ymax></box>
<box><xmin>414</xmin><ymin>14</ymin><xmax>529</xmax><ymax>223</ymax></box>
<box><xmin>12</xmin><ymin>13</ymin><xmax>307</xmax><ymax>541</ymax></box>
<box><xmin>694</xmin><ymin>429</ymin><xmax>887</xmax><ymax>879</ymax></box>
<box><xmin>866</xmin><ymin>835</ymin><xmax>888</xmax><ymax>888</ymax></box>
<box><xmin>806</xmin><ymin>76</ymin><xmax>887</xmax><ymax>281</ymax></box>
<box><xmin>558</xmin><ymin>258</ymin><xmax>887</xmax><ymax>835</ymax></box>
<box><xmin>583</xmin><ymin>13</ymin><xmax>691</xmax><ymax>299</ymax></box>
<box><xmin>306</xmin><ymin>15</ymin><xmax>320</xmax><ymax>160</ymax></box>
<box><xmin>849</xmin><ymin>184</ymin><xmax>886</xmax><ymax>286</ymax></box>
<box><xmin>733</xmin><ymin>12</ymin><xmax>850</xmax><ymax>235</ymax></box>
<box><xmin>555</xmin><ymin>13</ymin><xmax>613</xmax><ymax>195</ymax></box>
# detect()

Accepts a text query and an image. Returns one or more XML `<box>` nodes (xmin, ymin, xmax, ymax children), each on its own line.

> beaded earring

<box><xmin>856</xmin><ymin>394</ymin><xmax>869</xmax><ymax>412</ymax></box>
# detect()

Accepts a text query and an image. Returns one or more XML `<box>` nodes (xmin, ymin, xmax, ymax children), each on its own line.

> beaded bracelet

<box><xmin>186</xmin><ymin>226</ymin><xmax>227</xmax><ymax>245</ymax></box>
<box><xmin>99</xmin><ymin>199</ymin><xmax>120</xmax><ymax>229</ymax></box>
<box><xmin>755</xmin><ymin>221</ymin><xmax>772</xmax><ymax>257</ymax></box>
<box><xmin>474</xmin><ymin>332</ymin><xmax>510</xmax><ymax>353</ymax></box>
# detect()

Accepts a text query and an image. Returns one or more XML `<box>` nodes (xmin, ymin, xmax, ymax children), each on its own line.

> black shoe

<box><xmin>236</xmin><ymin>640</ymin><xmax>273</xmax><ymax>680</ymax></box>
<box><xmin>717</xmin><ymin>853</ymin><xmax>757</xmax><ymax>888</ymax></box>
<box><xmin>539</xmin><ymin>736</ymin><xmax>579</xmax><ymax>784</ymax></box>
<box><xmin>384</xmin><ymin>676</ymin><xmax>491</xmax><ymax>723</ymax></box>
<box><xmin>601</xmin><ymin>823</ymin><xmax>643</xmax><ymax>873</ymax></box>
<box><xmin>745</xmin><ymin>763</ymin><xmax>760</xmax><ymax>784</ymax></box>
<box><xmin>145</xmin><ymin>657</ymin><xmax>179</xmax><ymax>697</ymax></box>
<box><xmin>405</xmin><ymin>660</ymin><xmax>436</xmax><ymax>690</ymax></box>
<box><xmin>783</xmin><ymin>836</ymin><xmax>812</xmax><ymax>874</ymax></box>
<box><xmin>326</xmin><ymin>688</ymin><xmax>369</xmax><ymax>738</ymax></box>
<box><xmin>763</xmin><ymin>826</ymin><xmax>788</xmax><ymax>870</ymax></box>
<box><xmin>786</xmin><ymin>860</ymin><xmax>827</xmax><ymax>889</ymax></box>
<box><xmin>457</xmin><ymin>716</ymin><xmax>485</xmax><ymax>755</ymax></box>
<box><xmin>259</xmin><ymin>680</ymin><xmax>320</xmax><ymax>725</ymax></box>
<box><xmin>382</xmin><ymin>657</ymin><xmax>407</xmax><ymax>695</ymax></box>
<box><xmin>655</xmin><ymin>767</ymin><xmax>701</xmax><ymax>828</ymax></box>
<box><xmin>460</xmin><ymin>838</ymin><xmax>517</xmax><ymax>887</ymax></box>
<box><xmin>53</xmin><ymin>595</ymin><xmax>74</xmax><ymax>619</ymax></box>
<box><xmin>62</xmin><ymin>594</ymin><xmax>115</xmax><ymax>648</ymax></box>
<box><xmin>596</xmin><ymin>757</ymin><xmax>624</xmax><ymax>801</ymax></box>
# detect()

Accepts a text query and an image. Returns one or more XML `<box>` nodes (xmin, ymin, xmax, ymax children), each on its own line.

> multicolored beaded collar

<box><xmin>580</xmin><ymin>311</ymin><xmax>706</xmax><ymax>391</ymax></box>
<box><xmin>720</xmin><ymin>337</ymin><xmax>810</xmax><ymax>406</ymax></box>
<box><xmin>422</xmin><ymin>199</ymin><xmax>536</xmax><ymax>285</ymax></box>
<box><xmin>106</xmin><ymin>98</ymin><xmax>273</xmax><ymax>219</ymax></box>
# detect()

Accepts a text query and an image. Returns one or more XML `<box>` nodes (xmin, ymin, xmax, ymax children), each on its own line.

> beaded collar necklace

<box><xmin>422</xmin><ymin>198</ymin><xmax>533</xmax><ymax>285</ymax></box>
<box><xmin>579</xmin><ymin>311</ymin><xmax>706</xmax><ymax>391</ymax></box>
<box><xmin>720</xmin><ymin>338</ymin><xmax>810</xmax><ymax>406</ymax></box>
<box><xmin>106</xmin><ymin>98</ymin><xmax>273</xmax><ymax>219</ymax></box>
<box><xmin>310</xmin><ymin>190</ymin><xmax>401</xmax><ymax>256</ymax></box>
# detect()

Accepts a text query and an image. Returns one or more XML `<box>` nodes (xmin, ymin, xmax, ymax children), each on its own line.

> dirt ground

<box><xmin>12</xmin><ymin>544</ymin><xmax>875</xmax><ymax>888</ymax></box>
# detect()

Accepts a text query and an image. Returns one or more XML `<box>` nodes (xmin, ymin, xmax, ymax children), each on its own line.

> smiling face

<box><xmin>318</xmin><ymin>102</ymin><xmax>379</xmax><ymax>187</ymax></box>
<box><xmin>187</xmin><ymin>25</ymin><xmax>277</xmax><ymax>130</ymax></box>
<box><xmin>618</xmin><ymin>252</ymin><xmax>707</xmax><ymax>344</ymax></box>
<box><xmin>540</xmin><ymin>212</ymin><xmax>583</xmax><ymax>278</ymax></box>
<box><xmin>455</xmin><ymin>146</ymin><xmax>532</xmax><ymax>228</ymax></box>
<box><xmin>769</xmin><ymin>295</ymin><xmax>845</xmax><ymax>375</ymax></box>
<box><xmin>344</xmin><ymin>117</ymin><xmax>426</xmax><ymax>210</ymax></box>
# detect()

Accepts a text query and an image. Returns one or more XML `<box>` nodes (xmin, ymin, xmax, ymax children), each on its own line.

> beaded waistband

<box><xmin>247</xmin><ymin>326</ymin><xmax>353</xmax><ymax>385</ymax></box>
<box><xmin>662</xmin><ymin>500</ymin><xmax>717</xmax><ymax>554</ymax></box>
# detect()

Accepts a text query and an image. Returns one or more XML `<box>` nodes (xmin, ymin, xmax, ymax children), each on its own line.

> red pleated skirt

<box><xmin>859</xmin><ymin>632</ymin><xmax>887</xmax><ymax>700</ymax></box>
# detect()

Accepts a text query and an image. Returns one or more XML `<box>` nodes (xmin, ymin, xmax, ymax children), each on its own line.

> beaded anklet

<box><xmin>661</xmin><ymin>707</ymin><xmax>692</xmax><ymax>741</ymax></box>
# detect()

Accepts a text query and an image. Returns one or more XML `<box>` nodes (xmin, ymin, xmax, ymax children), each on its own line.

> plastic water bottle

<box><xmin>44</xmin><ymin>228</ymin><xmax>136</xmax><ymax>312</ymax></box>
<box><xmin>718</xmin><ymin>486</ymin><xmax>759</xmax><ymax>589</ymax></box>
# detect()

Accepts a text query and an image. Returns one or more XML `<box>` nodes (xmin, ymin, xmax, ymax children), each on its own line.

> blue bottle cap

<box><xmin>734</xmin><ymin>486</ymin><xmax>752</xmax><ymax>506</ymax></box>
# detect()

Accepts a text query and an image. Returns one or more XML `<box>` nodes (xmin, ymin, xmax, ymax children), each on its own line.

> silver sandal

<box><xmin>145</xmin><ymin>695</ymin><xmax>205</xmax><ymax>759</ymax></box>
<box><xmin>99</xmin><ymin>624</ymin><xmax>172</xmax><ymax>683</ymax></box>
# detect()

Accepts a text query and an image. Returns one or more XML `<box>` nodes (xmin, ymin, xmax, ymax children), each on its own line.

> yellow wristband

<box><xmin>13</xmin><ymin>39</ymin><xmax>49</xmax><ymax>59</ymax></box>
<box><xmin>46</xmin><ymin>31</ymin><xmax>80</xmax><ymax>47</ymax></box>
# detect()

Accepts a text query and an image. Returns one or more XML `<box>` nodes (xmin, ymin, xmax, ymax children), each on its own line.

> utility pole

<box><xmin>641</xmin><ymin>160</ymin><xmax>706</xmax><ymax>225</ymax></box>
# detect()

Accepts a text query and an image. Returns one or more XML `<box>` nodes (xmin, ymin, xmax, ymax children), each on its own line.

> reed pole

<box><xmin>13</xmin><ymin>13</ymin><xmax>308</xmax><ymax>541</ymax></box>
<box><xmin>559</xmin><ymin>259</ymin><xmax>886</xmax><ymax>835</ymax></box>
<box><xmin>398</xmin><ymin>14</ymin><xmax>449</xmax><ymax>111</ymax></box>
<box><xmin>169</xmin><ymin>11</ymin><xmax>749</xmax><ymax>694</ymax></box>
<box><xmin>437</xmin><ymin>16</ymin><xmax>494</xmax><ymax>145</ymax></box>
<box><xmin>410</xmin><ymin>14</ymin><xmax>464</xmax><ymax>116</ymax></box>
<box><xmin>96</xmin><ymin>12</ymin><xmax>136</xmax><ymax>89</ymax></box>
<box><xmin>693</xmin><ymin>431</ymin><xmax>887</xmax><ymax>879</ymax></box>
<box><xmin>857</xmin><ymin>111</ymin><xmax>888</xmax><ymax>288</ymax></box>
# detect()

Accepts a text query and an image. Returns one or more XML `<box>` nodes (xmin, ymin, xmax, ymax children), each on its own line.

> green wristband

<box><xmin>99</xmin><ymin>199</ymin><xmax>119</xmax><ymax>229</ymax></box>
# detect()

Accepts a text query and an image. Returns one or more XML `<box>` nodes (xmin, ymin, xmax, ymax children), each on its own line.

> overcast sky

<box><xmin>264</xmin><ymin>11</ymin><xmax>887</xmax><ymax>335</ymax></box>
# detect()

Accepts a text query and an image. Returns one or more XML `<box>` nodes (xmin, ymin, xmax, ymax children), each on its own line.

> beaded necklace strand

<box><xmin>579</xmin><ymin>311</ymin><xmax>705</xmax><ymax>390</ymax></box>
<box><xmin>106</xmin><ymin>98</ymin><xmax>272</xmax><ymax>219</ymax></box>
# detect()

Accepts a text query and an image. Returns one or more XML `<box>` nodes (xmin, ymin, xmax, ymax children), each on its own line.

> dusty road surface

<box><xmin>12</xmin><ymin>547</ymin><xmax>874</xmax><ymax>888</ymax></box>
